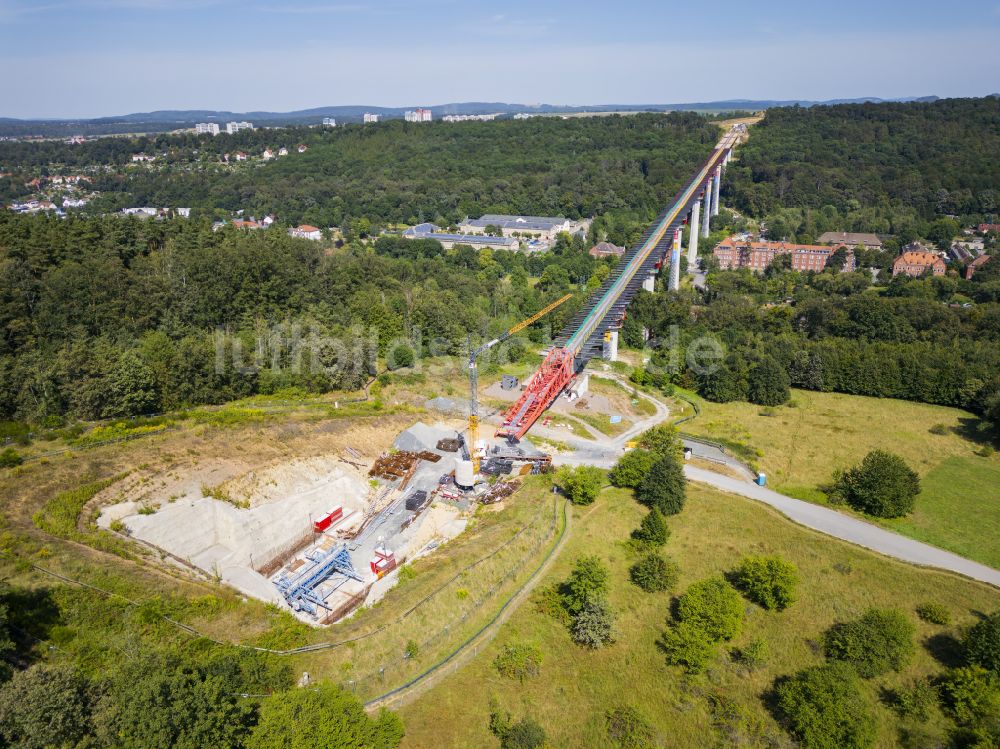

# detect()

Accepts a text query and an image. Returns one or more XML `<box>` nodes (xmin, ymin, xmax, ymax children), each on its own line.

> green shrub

<box><xmin>661</xmin><ymin>621</ymin><xmax>717</xmax><ymax>674</ymax></box>
<box><xmin>824</xmin><ymin>608</ymin><xmax>915</xmax><ymax>678</ymax></box>
<box><xmin>835</xmin><ymin>449</ymin><xmax>920</xmax><ymax>518</ymax></box>
<box><xmin>605</xmin><ymin>705</ymin><xmax>657</xmax><ymax>749</ymax></box>
<box><xmin>556</xmin><ymin>465</ymin><xmax>604</xmax><ymax>506</ymax></box>
<box><xmin>773</xmin><ymin>662</ymin><xmax>877</xmax><ymax>749</ymax></box>
<box><xmin>404</xmin><ymin>640</ymin><xmax>419</xmax><ymax>659</ymax></box>
<box><xmin>915</xmin><ymin>602</ymin><xmax>951</xmax><ymax>625</ymax></box>
<box><xmin>676</xmin><ymin>576</ymin><xmax>744</xmax><ymax>642</ymax></box>
<box><xmin>609</xmin><ymin>449</ymin><xmax>655</xmax><ymax>489</ymax></box>
<box><xmin>964</xmin><ymin>611</ymin><xmax>1000</xmax><ymax>676</ymax></box>
<box><xmin>936</xmin><ymin>665</ymin><xmax>1000</xmax><ymax>726</ymax></box>
<box><xmin>0</xmin><ymin>448</ymin><xmax>23</xmax><ymax>468</ymax></box>
<box><xmin>494</xmin><ymin>642</ymin><xmax>542</xmax><ymax>682</ymax></box>
<box><xmin>929</xmin><ymin>423</ymin><xmax>950</xmax><ymax>435</ymax></box>
<box><xmin>890</xmin><ymin>679</ymin><xmax>937</xmax><ymax>720</ymax></box>
<box><xmin>732</xmin><ymin>555</ymin><xmax>799</xmax><ymax>611</ymax></box>
<box><xmin>732</xmin><ymin>637</ymin><xmax>769</xmax><ymax>672</ymax></box>
<box><xmin>488</xmin><ymin>710</ymin><xmax>546</xmax><ymax>749</ymax></box>
<box><xmin>563</xmin><ymin>556</ymin><xmax>609</xmax><ymax>615</ymax></box>
<box><xmin>629</xmin><ymin>553</ymin><xmax>679</xmax><ymax>593</ymax></box>
<box><xmin>636</xmin><ymin>454</ymin><xmax>685</xmax><ymax>516</ymax></box>
<box><xmin>636</xmin><ymin>424</ymin><xmax>682</xmax><ymax>457</ymax></box>
<box><xmin>32</xmin><ymin>476</ymin><xmax>123</xmax><ymax>539</ymax></box>
<box><xmin>571</xmin><ymin>595</ymin><xmax>616</xmax><ymax>649</ymax></box>
<box><xmin>631</xmin><ymin>508</ymin><xmax>669</xmax><ymax>546</ymax></box>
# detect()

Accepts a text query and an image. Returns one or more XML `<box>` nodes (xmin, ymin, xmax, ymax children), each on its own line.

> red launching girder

<box><xmin>496</xmin><ymin>348</ymin><xmax>576</xmax><ymax>440</ymax></box>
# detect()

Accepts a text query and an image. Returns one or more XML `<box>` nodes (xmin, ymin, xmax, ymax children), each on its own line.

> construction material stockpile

<box><xmin>368</xmin><ymin>450</ymin><xmax>441</xmax><ymax>481</ymax></box>
<box><xmin>479</xmin><ymin>480</ymin><xmax>521</xmax><ymax>505</ymax></box>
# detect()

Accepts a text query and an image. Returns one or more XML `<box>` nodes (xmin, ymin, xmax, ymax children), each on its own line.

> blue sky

<box><xmin>1</xmin><ymin>0</ymin><xmax>999</xmax><ymax>118</ymax></box>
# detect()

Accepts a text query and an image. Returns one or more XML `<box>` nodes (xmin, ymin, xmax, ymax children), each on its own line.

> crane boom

<box><xmin>468</xmin><ymin>294</ymin><xmax>572</xmax><ymax>473</ymax></box>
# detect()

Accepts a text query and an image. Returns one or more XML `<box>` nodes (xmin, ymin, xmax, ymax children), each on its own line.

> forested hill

<box><xmin>727</xmin><ymin>97</ymin><xmax>1000</xmax><ymax>220</ymax></box>
<box><xmin>0</xmin><ymin>114</ymin><xmax>719</xmax><ymax>236</ymax></box>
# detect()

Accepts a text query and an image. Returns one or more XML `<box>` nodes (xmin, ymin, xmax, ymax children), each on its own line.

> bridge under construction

<box><xmin>496</xmin><ymin>125</ymin><xmax>745</xmax><ymax>440</ymax></box>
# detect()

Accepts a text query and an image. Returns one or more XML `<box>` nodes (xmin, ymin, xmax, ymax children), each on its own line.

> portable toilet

<box><xmin>683</xmin><ymin>447</ymin><xmax>693</xmax><ymax>461</ymax></box>
<box><xmin>756</xmin><ymin>472</ymin><xmax>766</xmax><ymax>486</ymax></box>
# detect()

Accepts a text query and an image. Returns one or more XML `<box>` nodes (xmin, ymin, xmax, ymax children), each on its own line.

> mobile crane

<box><xmin>467</xmin><ymin>294</ymin><xmax>572</xmax><ymax>473</ymax></box>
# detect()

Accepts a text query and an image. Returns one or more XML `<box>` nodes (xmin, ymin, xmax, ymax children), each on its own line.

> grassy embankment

<box><xmin>681</xmin><ymin>388</ymin><xmax>1000</xmax><ymax>568</ymax></box>
<box><xmin>399</xmin><ymin>482</ymin><xmax>1000</xmax><ymax>748</ymax></box>
<box><xmin>0</xmin><ymin>397</ymin><xmax>564</xmax><ymax>700</ymax></box>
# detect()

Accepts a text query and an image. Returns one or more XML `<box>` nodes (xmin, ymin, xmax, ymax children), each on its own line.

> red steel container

<box><xmin>313</xmin><ymin>506</ymin><xmax>343</xmax><ymax>532</ymax></box>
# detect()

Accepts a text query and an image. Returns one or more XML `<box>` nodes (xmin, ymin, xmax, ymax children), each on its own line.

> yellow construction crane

<box><xmin>467</xmin><ymin>294</ymin><xmax>573</xmax><ymax>473</ymax></box>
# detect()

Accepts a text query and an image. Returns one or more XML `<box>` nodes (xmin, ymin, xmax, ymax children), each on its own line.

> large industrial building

<box><xmin>402</xmin><ymin>223</ymin><xmax>520</xmax><ymax>250</ymax></box>
<box><xmin>458</xmin><ymin>214</ymin><xmax>580</xmax><ymax>240</ymax></box>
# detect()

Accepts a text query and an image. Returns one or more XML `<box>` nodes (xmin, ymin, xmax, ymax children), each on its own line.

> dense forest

<box><xmin>626</xmin><ymin>257</ymin><xmax>1000</xmax><ymax>438</ymax></box>
<box><xmin>0</xmin><ymin>211</ymin><xmax>615</xmax><ymax>423</ymax></box>
<box><xmin>726</xmin><ymin>97</ymin><xmax>1000</xmax><ymax>231</ymax></box>
<box><xmin>0</xmin><ymin>113</ymin><xmax>720</xmax><ymax>241</ymax></box>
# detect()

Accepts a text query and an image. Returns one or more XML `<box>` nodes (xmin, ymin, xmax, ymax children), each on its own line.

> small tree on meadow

<box><xmin>772</xmin><ymin>662</ymin><xmax>877</xmax><ymax>749</ymax></box>
<box><xmin>747</xmin><ymin>355</ymin><xmax>791</xmax><ymax>406</ymax></box>
<box><xmin>824</xmin><ymin>608</ymin><xmax>915</xmax><ymax>678</ymax></box>
<box><xmin>660</xmin><ymin>622</ymin><xmax>717</xmax><ymax>674</ymax></box>
<box><xmin>609</xmin><ymin>449</ymin><xmax>655</xmax><ymax>489</ymax></box>
<box><xmin>563</xmin><ymin>556</ymin><xmax>609</xmax><ymax>615</ymax></box>
<box><xmin>733</xmin><ymin>555</ymin><xmax>799</xmax><ymax>611</ymax></box>
<box><xmin>636</xmin><ymin>454</ymin><xmax>685</xmax><ymax>516</ymax></box>
<box><xmin>571</xmin><ymin>594</ymin><xmax>617</xmax><ymax>649</ymax></box>
<box><xmin>631</xmin><ymin>508</ymin><xmax>669</xmax><ymax>546</ymax></box>
<box><xmin>835</xmin><ymin>450</ymin><xmax>920</xmax><ymax>518</ymax></box>
<box><xmin>629</xmin><ymin>553</ymin><xmax>679</xmax><ymax>593</ymax></box>
<box><xmin>676</xmin><ymin>576</ymin><xmax>744</xmax><ymax>642</ymax></box>
<box><xmin>963</xmin><ymin>611</ymin><xmax>1000</xmax><ymax>676</ymax></box>
<box><xmin>557</xmin><ymin>465</ymin><xmax>604</xmax><ymax>506</ymax></box>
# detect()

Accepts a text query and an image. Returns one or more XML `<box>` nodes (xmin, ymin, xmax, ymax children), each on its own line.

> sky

<box><xmin>1</xmin><ymin>0</ymin><xmax>999</xmax><ymax>119</ymax></box>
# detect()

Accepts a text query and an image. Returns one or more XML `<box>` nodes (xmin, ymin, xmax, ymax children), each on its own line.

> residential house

<box><xmin>234</xmin><ymin>152</ymin><xmax>248</xmax><ymax>162</ymax></box>
<box><xmin>297</xmin><ymin>144</ymin><xmax>308</xmax><ymax>153</ymax></box>
<box><xmin>978</xmin><ymin>223</ymin><xmax>1000</xmax><ymax>234</ymax></box>
<box><xmin>589</xmin><ymin>241</ymin><xmax>626</xmax><ymax>258</ymax></box>
<box><xmin>278</xmin><ymin>147</ymin><xmax>289</xmax><ymax>156</ymax></box>
<box><xmin>289</xmin><ymin>224</ymin><xmax>322</xmax><ymax>241</ymax></box>
<box><xmin>131</xmin><ymin>154</ymin><xmax>155</xmax><ymax>163</ymax></box>
<box><xmin>262</xmin><ymin>148</ymin><xmax>275</xmax><ymax>160</ymax></box>
<box><xmin>965</xmin><ymin>255</ymin><xmax>991</xmax><ymax>280</ymax></box>
<box><xmin>713</xmin><ymin>236</ymin><xmax>855</xmax><ymax>273</ymax></box>
<box><xmin>232</xmin><ymin>219</ymin><xmax>264</xmax><ymax>230</ymax></box>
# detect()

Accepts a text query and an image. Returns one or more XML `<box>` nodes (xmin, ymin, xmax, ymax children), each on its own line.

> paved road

<box><xmin>541</xmin><ymin>375</ymin><xmax>1000</xmax><ymax>589</ymax></box>
<box><xmin>685</xmin><ymin>466</ymin><xmax>1000</xmax><ymax>588</ymax></box>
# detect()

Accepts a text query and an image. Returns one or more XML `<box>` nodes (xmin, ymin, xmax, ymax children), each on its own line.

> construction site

<box><xmin>96</xmin><ymin>418</ymin><xmax>552</xmax><ymax>625</ymax></box>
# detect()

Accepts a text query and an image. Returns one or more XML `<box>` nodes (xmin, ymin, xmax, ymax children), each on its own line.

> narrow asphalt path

<box><xmin>541</xmin><ymin>376</ymin><xmax>1000</xmax><ymax>589</ymax></box>
<box><xmin>685</xmin><ymin>466</ymin><xmax>1000</xmax><ymax>588</ymax></box>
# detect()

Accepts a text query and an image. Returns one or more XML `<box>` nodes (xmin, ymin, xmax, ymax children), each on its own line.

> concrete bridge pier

<box><xmin>712</xmin><ymin>168</ymin><xmax>721</xmax><ymax>216</ymax></box>
<box><xmin>700</xmin><ymin>185</ymin><xmax>711</xmax><ymax>239</ymax></box>
<box><xmin>687</xmin><ymin>198</ymin><xmax>701</xmax><ymax>268</ymax></box>
<box><xmin>668</xmin><ymin>229</ymin><xmax>682</xmax><ymax>291</ymax></box>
